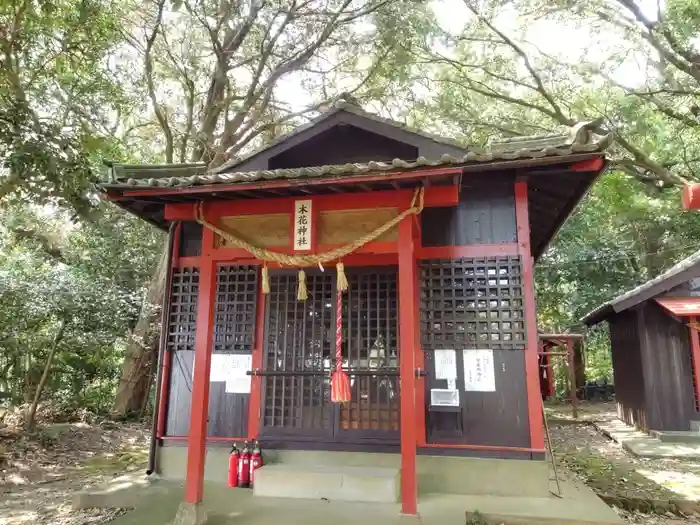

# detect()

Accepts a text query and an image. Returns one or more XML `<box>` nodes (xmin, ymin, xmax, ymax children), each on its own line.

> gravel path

<box><xmin>547</xmin><ymin>401</ymin><xmax>700</xmax><ymax>524</ymax></box>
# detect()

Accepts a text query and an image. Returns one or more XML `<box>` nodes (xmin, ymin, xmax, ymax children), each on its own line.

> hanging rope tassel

<box><xmin>297</xmin><ymin>269</ymin><xmax>308</xmax><ymax>301</ymax></box>
<box><xmin>331</xmin><ymin>288</ymin><xmax>351</xmax><ymax>403</ymax></box>
<box><xmin>261</xmin><ymin>265</ymin><xmax>270</xmax><ymax>294</ymax></box>
<box><xmin>336</xmin><ymin>262</ymin><xmax>348</xmax><ymax>292</ymax></box>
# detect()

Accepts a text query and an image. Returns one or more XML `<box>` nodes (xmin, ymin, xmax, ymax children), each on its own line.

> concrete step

<box><xmin>650</xmin><ymin>430</ymin><xmax>700</xmax><ymax>444</ymax></box>
<box><xmin>253</xmin><ymin>463</ymin><xmax>399</xmax><ymax>503</ymax></box>
<box><xmin>690</xmin><ymin>420</ymin><xmax>700</xmax><ymax>432</ymax></box>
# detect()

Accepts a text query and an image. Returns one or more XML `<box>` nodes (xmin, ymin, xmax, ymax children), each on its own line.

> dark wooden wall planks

<box><xmin>164</xmin><ymin>265</ymin><xmax>257</xmax><ymax>438</ymax></box>
<box><xmin>421</xmin><ymin>173</ymin><xmax>516</xmax><ymax>247</ymax></box>
<box><xmin>179</xmin><ymin>222</ymin><xmax>202</xmax><ymax>257</ymax></box>
<box><xmin>609</xmin><ymin>302</ymin><xmax>697</xmax><ymax>432</ymax></box>
<box><xmin>608</xmin><ymin>309</ymin><xmax>647</xmax><ymax>429</ymax></box>
<box><xmin>638</xmin><ymin>302</ymin><xmax>696</xmax><ymax>431</ymax></box>
<box><xmin>419</xmin><ymin>257</ymin><xmax>529</xmax><ymax>448</ymax></box>
<box><xmin>423</xmin><ymin>349</ymin><xmax>530</xmax><ymax>447</ymax></box>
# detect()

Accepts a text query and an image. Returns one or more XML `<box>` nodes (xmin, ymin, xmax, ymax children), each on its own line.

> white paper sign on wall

<box><xmin>191</xmin><ymin>353</ymin><xmax>253</xmax><ymax>394</ymax></box>
<box><xmin>434</xmin><ymin>349</ymin><xmax>457</xmax><ymax>380</ymax></box>
<box><xmin>225</xmin><ymin>354</ymin><xmax>252</xmax><ymax>394</ymax></box>
<box><xmin>462</xmin><ymin>349</ymin><xmax>496</xmax><ymax>392</ymax></box>
<box><xmin>293</xmin><ymin>200</ymin><xmax>313</xmax><ymax>251</ymax></box>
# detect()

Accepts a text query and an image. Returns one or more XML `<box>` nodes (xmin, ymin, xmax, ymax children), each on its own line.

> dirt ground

<box><xmin>0</xmin><ymin>419</ymin><xmax>149</xmax><ymax>525</ymax></box>
<box><xmin>1</xmin><ymin>401</ymin><xmax>699</xmax><ymax>525</ymax></box>
<box><xmin>547</xmin><ymin>401</ymin><xmax>700</xmax><ymax>525</ymax></box>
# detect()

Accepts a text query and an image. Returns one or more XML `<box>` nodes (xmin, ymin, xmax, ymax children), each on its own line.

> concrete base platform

<box><xmin>596</xmin><ymin>419</ymin><xmax>700</xmax><ymax>459</ymax></box>
<box><xmin>74</xmin><ymin>470</ymin><xmax>622</xmax><ymax>525</ymax></box>
<box><xmin>157</xmin><ymin>446</ymin><xmax>551</xmax><ymax>498</ymax></box>
<box><xmin>253</xmin><ymin>464</ymin><xmax>399</xmax><ymax>502</ymax></box>
<box><xmin>650</xmin><ymin>430</ymin><xmax>700</xmax><ymax>444</ymax></box>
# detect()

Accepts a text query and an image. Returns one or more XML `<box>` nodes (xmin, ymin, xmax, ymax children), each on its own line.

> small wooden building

<box><xmin>101</xmin><ymin>100</ymin><xmax>610</xmax><ymax>515</ymax></box>
<box><xmin>583</xmin><ymin>251</ymin><xmax>700</xmax><ymax>432</ymax></box>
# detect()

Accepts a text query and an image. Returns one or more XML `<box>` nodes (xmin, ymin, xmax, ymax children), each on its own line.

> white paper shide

<box><xmin>462</xmin><ymin>349</ymin><xmax>496</xmax><ymax>392</ymax></box>
<box><xmin>293</xmin><ymin>200</ymin><xmax>312</xmax><ymax>251</ymax></box>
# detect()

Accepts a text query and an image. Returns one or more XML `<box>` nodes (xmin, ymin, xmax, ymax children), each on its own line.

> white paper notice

<box><xmin>434</xmin><ymin>349</ymin><xmax>457</xmax><ymax>379</ymax></box>
<box><xmin>225</xmin><ymin>354</ymin><xmax>252</xmax><ymax>394</ymax></box>
<box><xmin>209</xmin><ymin>354</ymin><xmax>230</xmax><ymax>382</ymax></box>
<box><xmin>293</xmin><ymin>200</ymin><xmax>312</xmax><ymax>251</ymax></box>
<box><xmin>462</xmin><ymin>349</ymin><xmax>496</xmax><ymax>392</ymax></box>
<box><xmin>192</xmin><ymin>353</ymin><xmax>253</xmax><ymax>394</ymax></box>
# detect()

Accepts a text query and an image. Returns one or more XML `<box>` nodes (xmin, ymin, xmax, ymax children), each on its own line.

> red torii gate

<box><xmin>682</xmin><ymin>184</ymin><xmax>700</xmax><ymax>209</ymax></box>
<box><xmin>538</xmin><ymin>333</ymin><xmax>583</xmax><ymax>419</ymax></box>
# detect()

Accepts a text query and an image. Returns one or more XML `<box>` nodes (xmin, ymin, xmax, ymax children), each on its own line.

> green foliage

<box><xmin>0</xmin><ymin>0</ymin><xmax>129</xmax><ymax>217</ymax></box>
<box><xmin>5</xmin><ymin>0</ymin><xmax>700</xmax><ymax>416</ymax></box>
<box><xmin>0</xmin><ymin>204</ymin><xmax>160</xmax><ymax>413</ymax></box>
<box><xmin>536</xmin><ymin>170</ymin><xmax>700</xmax><ymax>381</ymax></box>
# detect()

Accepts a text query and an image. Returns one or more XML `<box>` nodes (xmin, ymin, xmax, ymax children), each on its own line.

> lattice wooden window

<box><xmin>340</xmin><ymin>269</ymin><xmax>400</xmax><ymax>432</ymax></box>
<box><xmin>420</xmin><ymin>257</ymin><xmax>525</xmax><ymax>350</ymax></box>
<box><xmin>213</xmin><ymin>265</ymin><xmax>258</xmax><ymax>353</ymax></box>
<box><xmin>263</xmin><ymin>272</ymin><xmax>334</xmax><ymax>430</ymax></box>
<box><xmin>167</xmin><ymin>267</ymin><xmax>200</xmax><ymax>353</ymax></box>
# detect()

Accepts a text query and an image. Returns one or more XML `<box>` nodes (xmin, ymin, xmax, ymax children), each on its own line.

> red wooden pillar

<box><xmin>566</xmin><ymin>339</ymin><xmax>578</xmax><ymax>420</ymax></box>
<box><xmin>247</xmin><ymin>272</ymin><xmax>266</xmax><ymax>438</ymax></box>
<box><xmin>514</xmin><ymin>181</ymin><xmax>544</xmax><ymax>451</ymax></box>
<box><xmin>413</xmin><ymin>217</ymin><xmax>427</xmax><ymax>447</ymax></box>
<box><xmin>398</xmin><ymin>215</ymin><xmax>418</xmax><ymax>515</ymax></box>
<box><xmin>546</xmin><ymin>352</ymin><xmax>554</xmax><ymax>400</ymax></box>
<box><xmin>184</xmin><ymin>217</ymin><xmax>217</xmax><ymax>505</ymax></box>
<box><xmin>689</xmin><ymin>317</ymin><xmax>700</xmax><ymax>409</ymax></box>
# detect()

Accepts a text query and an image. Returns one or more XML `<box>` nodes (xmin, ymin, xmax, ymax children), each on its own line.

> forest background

<box><xmin>2</xmin><ymin>0</ymin><xmax>697</xmax><ymax>422</ymax></box>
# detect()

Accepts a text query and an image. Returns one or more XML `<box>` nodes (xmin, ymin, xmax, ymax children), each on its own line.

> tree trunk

<box><xmin>111</xmin><ymin>242</ymin><xmax>169</xmax><ymax>418</ymax></box>
<box><xmin>26</xmin><ymin>319</ymin><xmax>66</xmax><ymax>431</ymax></box>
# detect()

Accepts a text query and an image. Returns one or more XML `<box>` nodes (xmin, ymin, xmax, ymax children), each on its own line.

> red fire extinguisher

<box><xmin>249</xmin><ymin>440</ymin><xmax>263</xmax><ymax>488</ymax></box>
<box><xmin>238</xmin><ymin>441</ymin><xmax>251</xmax><ymax>488</ymax></box>
<box><xmin>227</xmin><ymin>444</ymin><xmax>239</xmax><ymax>488</ymax></box>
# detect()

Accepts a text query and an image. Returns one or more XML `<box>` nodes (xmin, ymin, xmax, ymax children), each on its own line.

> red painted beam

<box><xmin>209</xmin><ymin>242</ymin><xmax>397</xmax><ymax>262</ymax></box>
<box><xmin>183</xmin><ymin>226</ymin><xmax>216</xmax><ymax>504</ymax></box>
<box><xmin>417</xmin><ymin>244</ymin><xmax>519</xmax><ymax>259</ymax></box>
<box><xmin>174</xmin><ymin>256</ymin><xmax>201</xmax><ymax>268</ymax></box>
<box><xmin>420</xmin><ymin>444</ymin><xmax>546</xmax><ymax>454</ymax></box>
<box><xmin>161</xmin><ymin>436</ymin><xmax>248</xmax><ymax>442</ymax></box>
<box><xmin>514</xmin><ymin>181</ymin><xmax>544</xmax><ymax>451</ymax></box>
<box><xmin>689</xmin><ymin>317</ymin><xmax>700</xmax><ymax>410</ymax></box>
<box><xmin>186</xmin><ymin>253</ymin><xmax>399</xmax><ymax>268</ymax></box>
<box><xmin>570</xmin><ymin>157</ymin><xmax>604</xmax><ymax>172</ymax></box>
<box><xmin>682</xmin><ymin>183</ymin><xmax>700</xmax><ymax>210</ymax></box>
<box><xmin>398</xmin><ymin>212</ymin><xmax>418</xmax><ymax>515</ymax></box>
<box><xmin>125</xmin><ymin>167</ymin><xmax>463</xmax><ymax>199</ymax></box>
<box><xmin>248</xmin><ymin>272</ymin><xmax>266</xmax><ymax>439</ymax></box>
<box><xmin>164</xmin><ymin>185</ymin><xmax>459</xmax><ymax>221</ymax></box>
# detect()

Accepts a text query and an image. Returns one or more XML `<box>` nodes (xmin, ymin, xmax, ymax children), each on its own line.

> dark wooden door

<box><xmin>260</xmin><ymin>267</ymin><xmax>400</xmax><ymax>443</ymax></box>
<box><xmin>336</xmin><ymin>268</ymin><xmax>400</xmax><ymax>440</ymax></box>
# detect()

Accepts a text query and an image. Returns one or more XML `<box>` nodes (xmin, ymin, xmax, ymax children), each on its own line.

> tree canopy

<box><xmin>2</xmin><ymin>0</ymin><xmax>700</xmax><ymax>415</ymax></box>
